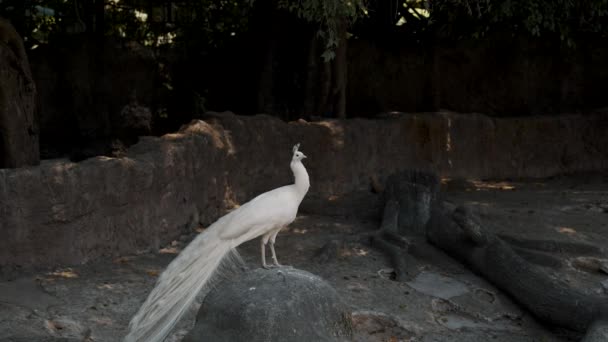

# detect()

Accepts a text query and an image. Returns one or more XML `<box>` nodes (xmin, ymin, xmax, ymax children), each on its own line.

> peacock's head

<box><xmin>292</xmin><ymin>143</ymin><xmax>307</xmax><ymax>162</ymax></box>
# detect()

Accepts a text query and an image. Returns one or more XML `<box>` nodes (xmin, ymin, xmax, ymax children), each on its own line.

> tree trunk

<box><xmin>257</xmin><ymin>38</ymin><xmax>276</xmax><ymax>115</ymax></box>
<box><xmin>332</xmin><ymin>20</ymin><xmax>348</xmax><ymax>118</ymax></box>
<box><xmin>0</xmin><ymin>19</ymin><xmax>39</xmax><ymax>168</ymax></box>
<box><xmin>426</xmin><ymin>203</ymin><xmax>608</xmax><ymax>334</ymax></box>
<box><xmin>303</xmin><ymin>32</ymin><xmax>320</xmax><ymax>117</ymax></box>
<box><xmin>95</xmin><ymin>0</ymin><xmax>105</xmax><ymax>37</ymax></box>
<box><xmin>305</xmin><ymin>20</ymin><xmax>348</xmax><ymax>118</ymax></box>
<box><xmin>252</xmin><ymin>5</ymin><xmax>350</xmax><ymax>119</ymax></box>
<box><xmin>254</xmin><ymin>2</ymin><xmax>279</xmax><ymax>116</ymax></box>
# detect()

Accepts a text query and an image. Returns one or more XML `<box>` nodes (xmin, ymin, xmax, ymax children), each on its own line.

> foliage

<box><xmin>103</xmin><ymin>0</ymin><xmax>253</xmax><ymax>50</ymax></box>
<box><xmin>0</xmin><ymin>0</ymin><xmax>72</xmax><ymax>46</ymax></box>
<box><xmin>429</xmin><ymin>0</ymin><xmax>608</xmax><ymax>44</ymax></box>
<box><xmin>3</xmin><ymin>0</ymin><xmax>608</xmax><ymax>52</ymax></box>
<box><xmin>0</xmin><ymin>0</ymin><xmax>253</xmax><ymax>50</ymax></box>
<box><xmin>276</xmin><ymin>0</ymin><xmax>368</xmax><ymax>60</ymax></box>
<box><xmin>172</xmin><ymin>0</ymin><xmax>251</xmax><ymax>50</ymax></box>
<box><xmin>1</xmin><ymin>0</ymin><xmax>369</xmax><ymax>58</ymax></box>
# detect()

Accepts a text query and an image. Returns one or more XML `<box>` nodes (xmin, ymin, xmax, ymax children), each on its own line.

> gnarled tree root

<box><xmin>369</xmin><ymin>200</ymin><xmax>412</xmax><ymax>281</ymax></box>
<box><xmin>369</xmin><ymin>171</ymin><xmax>441</xmax><ymax>281</ymax></box>
<box><xmin>427</xmin><ymin>204</ymin><xmax>608</xmax><ymax>335</ymax></box>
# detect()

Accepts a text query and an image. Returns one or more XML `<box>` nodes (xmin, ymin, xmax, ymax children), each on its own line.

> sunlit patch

<box><xmin>159</xmin><ymin>246</ymin><xmax>180</xmax><ymax>254</ymax></box>
<box><xmin>292</xmin><ymin>228</ymin><xmax>308</xmax><ymax>234</ymax></box>
<box><xmin>44</xmin><ymin>319</ymin><xmax>64</xmax><ymax>333</ymax></box>
<box><xmin>223</xmin><ymin>130</ymin><xmax>237</xmax><ymax>155</ymax></box>
<box><xmin>51</xmin><ymin>161</ymin><xmax>76</xmax><ymax>173</ymax></box>
<box><xmin>113</xmin><ymin>256</ymin><xmax>133</xmax><ymax>264</ymax></box>
<box><xmin>146</xmin><ymin>270</ymin><xmax>160</xmax><ymax>277</ymax></box>
<box><xmin>47</xmin><ymin>268</ymin><xmax>78</xmax><ymax>278</ymax></box>
<box><xmin>314</xmin><ymin>121</ymin><xmax>345</xmax><ymax>148</ymax></box>
<box><xmin>339</xmin><ymin>246</ymin><xmax>370</xmax><ymax>257</ymax></box>
<box><xmin>155</xmin><ymin>32</ymin><xmax>176</xmax><ymax>46</ymax></box>
<box><xmin>134</xmin><ymin>9</ymin><xmax>148</xmax><ymax>22</ymax></box>
<box><xmin>90</xmin><ymin>316</ymin><xmax>114</xmax><ymax>326</ymax></box>
<box><xmin>471</xmin><ymin>180</ymin><xmax>516</xmax><ymax>191</ymax></box>
<box><xmin>467</xmin><ymin>201</ymin><xmax>491</xmax><ymax>207</ymax></box>
<box><xmin>351</xmin><ymin>247</ymin><xmax>369</xmax><ymax>257</ymax></box>
<box><xmin>446</xmin><ymin>117</ymin><xmax>452</xmax><ymax>152</ymax></box>
<box><xmin>97</xmin><ymin>283</ymin><xmax>114</xmax><ymax>290</ymax></box>
<box><xmin>557</xmin><ymin>226</ymin><xmax>577</xmax><ymax>235</ymax></box>
<box><xmin>223</xmin><ymin>185</ymin><xmax>240</xmax><ymax>208</ymax></box>
<box><xmin>328</xmin><ymin>195</ymin><xmax>339</xmax><ymax>202</ymax></box>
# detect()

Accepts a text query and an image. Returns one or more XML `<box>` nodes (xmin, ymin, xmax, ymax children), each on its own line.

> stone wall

<box><xmin>1</xmin><ymin>112</ymin><xmax>607</xmax><ymax>273</ymax></box>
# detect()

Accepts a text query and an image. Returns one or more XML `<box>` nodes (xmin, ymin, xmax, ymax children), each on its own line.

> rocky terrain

<box><xmin>2</xmin><ymin>174</ymin><xmax>607</xmax><ymax>341</ymax></box>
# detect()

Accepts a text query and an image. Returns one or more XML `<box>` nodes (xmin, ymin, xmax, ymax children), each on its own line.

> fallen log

<box><xmin>426</xmin><ymin>204</ymin><xmax>608</xmax><ymax>334</ymax></box>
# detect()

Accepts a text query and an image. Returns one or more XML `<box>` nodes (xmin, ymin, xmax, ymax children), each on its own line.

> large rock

<box><xmin>184</xmin><ymin>267</ymin><xmax>352</xmax><ymax>342</ymax></box>
<box><xmin>0</xmin><ymin>19</ymin><xmax>39</xmax><ymax>168</ymax></box>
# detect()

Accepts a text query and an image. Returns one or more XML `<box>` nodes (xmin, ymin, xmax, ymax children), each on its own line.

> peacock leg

<box><xmin>270</xmin><ymin>229</ymin><xmax>284</xmax><ymax>267</ymax></box>
<box><xmin>261</xmin><ymin>234</ymin><xmax>276</xmax><ymax>269</ymax></box>
<box><xmin>261</xmin><ymin>238</ymin><xmax>270</xmax><ymax>269</ymax></box>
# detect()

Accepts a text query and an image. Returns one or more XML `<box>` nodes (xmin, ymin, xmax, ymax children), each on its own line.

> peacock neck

<box><xmin>291</xmin><ymin>160</ymin><xmax>310</xmax><ymax>199</ymax></box>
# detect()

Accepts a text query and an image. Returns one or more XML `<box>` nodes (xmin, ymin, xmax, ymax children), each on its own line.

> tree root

<box><xmin>375</xmin><ymin>171</ymin><xmax>608</xmax><ymax>337</ymax></box>
<box><xmin>369</xmin><ymin>200</ymin><xmax>411</xmax><ymax>281</ymax></box>
<box><xmin>369</xmin><ymin>235</ymin><xmax>410</xmax><ymax>281</ymax></box>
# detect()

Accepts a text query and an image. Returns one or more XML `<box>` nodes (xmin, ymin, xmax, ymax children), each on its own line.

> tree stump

<box><xmin>383</xmin><ymin>171</ymin><xmax>440</xmax><ymax>236</ymax></box>
<box><xmin>369</xmin><ymin>170</ymin><xmax>440</xmax><ymax>280</ymax></box>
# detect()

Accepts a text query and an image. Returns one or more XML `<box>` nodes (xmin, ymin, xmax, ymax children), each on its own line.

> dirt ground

<box><xmin>1</xmin><ymin>173</ymin><xmax>607</xmax><ymax>341</ymax></box>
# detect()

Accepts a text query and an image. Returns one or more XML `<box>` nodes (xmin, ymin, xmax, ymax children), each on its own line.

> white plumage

<box><xmin>124</xmin><ymin>144</ymin><xmax>310</xmax><ymax>342</ymax></box>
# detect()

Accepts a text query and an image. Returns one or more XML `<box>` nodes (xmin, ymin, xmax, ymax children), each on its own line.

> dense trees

<box><xmin>2</xmin><ymin>0</ymin><xmax>608</xmax><ymax>120</ymax></box>
<box><xmin>1</xmin><ymin>1</ymin><xmax>608</xmax><ymax>163</ymax></box>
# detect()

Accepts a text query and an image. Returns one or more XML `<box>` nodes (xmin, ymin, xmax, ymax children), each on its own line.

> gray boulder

<box><xmin>184</xmin><ymin>267</ymin><xmax>352</xmax><ymax>342</ymax></box>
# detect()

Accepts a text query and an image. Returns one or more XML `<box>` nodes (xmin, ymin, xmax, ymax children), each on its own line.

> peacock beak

<box><xmin>302</xmin><ymin>154</ymin><xmax>307</xmax><ymax>159</ymax></box>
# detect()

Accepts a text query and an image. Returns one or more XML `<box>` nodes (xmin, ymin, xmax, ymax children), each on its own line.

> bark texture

<box><xmin>426</xmin><ymin>202</ymin><xmax>608</xmax><ymax>334</ymax></box>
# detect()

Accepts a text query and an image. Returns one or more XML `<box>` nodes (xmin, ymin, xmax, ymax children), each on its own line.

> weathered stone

<box><xmin>2</xmin><ymin>112</ymin><xmax>608</xmax><ymax>272</ymax></box>
<box><xmin>184</xmin><ymin>267</ymin><xmax>352</xmax><ymax>342</ymax></box>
